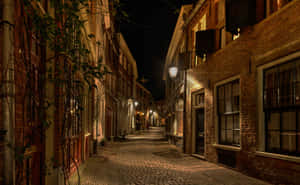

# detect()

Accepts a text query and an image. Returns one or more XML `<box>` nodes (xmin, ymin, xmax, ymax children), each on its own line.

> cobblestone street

<box><xmin>71</xmin><ymin>127</ymin><xmax>270</xmax><ymax>185</ymax></box>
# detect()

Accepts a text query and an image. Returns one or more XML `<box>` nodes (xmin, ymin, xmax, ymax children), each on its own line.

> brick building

<box><xmin>116</xmin><ymin>33</ymin><xmax>138</xmax><ymax>136</ymax></box>
<box><xmin>0</xmin><ymin>0</ymin><xmax>118</xmax><ymax>184</ymax></box>
<box><xmin>164</xmin><ymin>4</ymin><xmax>193</xmax><ymax>150</ymax></box>
<box><xmin>135</xmin><ymin>82</ymin><xmax>153</xmax><ymax>130</ymax></box>
<box><xmin>155</xmin><ymin>99</ymin><xmax>167</xmax><ymax>127</ymax></box>
<box><xmin>164</xmin><ymin>0</ymin><xmax>300</xmax><ymax>184</ymax></box>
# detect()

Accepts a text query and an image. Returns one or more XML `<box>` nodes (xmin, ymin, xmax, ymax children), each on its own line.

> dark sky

<box><xmin>120</xmin><ymin>0</ymin><xmax>184</xmax><ymax>100</ymax></box>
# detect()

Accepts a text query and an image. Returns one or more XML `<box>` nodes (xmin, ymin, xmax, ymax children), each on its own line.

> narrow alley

<box><xmin>70</xmin><ymin>127</ymin><xmax>269</xmax><ymax>185</ymax></box>
<box><xmin>2</xmin><ymin>1</ymin><xmax>300</xmax><ymax>185</ymax></box>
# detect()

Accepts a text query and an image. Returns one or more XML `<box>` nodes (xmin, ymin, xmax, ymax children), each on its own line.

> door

<box><xmin>195</xmin><ymin>108</ymin><xmax>205</xmax><ymax>155</ymax></box>
<box><xmin>105</xmin><ymin>108</ymin><xmax>112</xmax><ymax>139</ymax></box>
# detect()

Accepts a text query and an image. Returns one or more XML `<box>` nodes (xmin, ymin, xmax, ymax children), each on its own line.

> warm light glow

<box><xmin>149</xmin><ymin>109</ymin><xmax>153</xmax><ymax>114</ymax></box>
<box><xmin>168</xmin><ymin>66</ymin><xmax>178</xmax><ymax>78</ymax></box>
<box><xmin>134</xmin><ymin>101</ymin><xmax>139</xmax><ymax>107</ymax></box>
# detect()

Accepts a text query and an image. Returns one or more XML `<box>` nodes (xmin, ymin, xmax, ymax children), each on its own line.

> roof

<box><xmin>118</xmin><ymin>33</ymin><xmax>139</xmax><ymax>79</ymax></box>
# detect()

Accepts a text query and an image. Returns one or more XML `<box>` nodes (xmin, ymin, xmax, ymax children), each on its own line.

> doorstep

<box><xmin>191</xmin><ymin>154</ymin><xmax>206</xmax><ymax>160</ymax></box>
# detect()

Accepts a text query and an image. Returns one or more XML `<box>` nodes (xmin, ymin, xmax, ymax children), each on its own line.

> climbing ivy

<box><xmin>10</xmin><ymin>0</ymin><xmax>116</xmax><ymax>184</ymax></box>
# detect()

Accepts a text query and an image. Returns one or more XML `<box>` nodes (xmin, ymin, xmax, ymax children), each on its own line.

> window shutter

<box><xmin>225</xmin><ymin>0</ymin><xmax>256</xmax><ymax>34</ymax></box>
<box><xmin>195</xmin><ymin>29</ymin><xmax>216</xmax><ymax>57</ymax></box>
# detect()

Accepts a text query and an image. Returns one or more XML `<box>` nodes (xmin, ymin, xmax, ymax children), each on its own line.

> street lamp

<box><xmin>168</xmin><ymin>63</ymin><xmax>187</xmax><ymax>153</ymax></box>
<box><xmin>134</xmin><ymin>101</ymin><xmax>139</xmax><ymax>107</ymax></box>
<box><xmin>168</xmin><ymin>65</ymin><xmax>178</xmax><ymax>79</ymax></box>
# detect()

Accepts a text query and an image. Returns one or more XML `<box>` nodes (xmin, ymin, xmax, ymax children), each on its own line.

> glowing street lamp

<box><xmin>168</xmin><ymin>62</ymin><xmax>187</xmax><ymax>152</ymax></box>
<box><xmin>134</xmin><ymin>101</ymin><xmax>139</xmax><ymax>107</ymax></box>
<box><xmin>168</xmin><ymin>65</ymin><xmax>178</xmax><ymax>78</ymax></box>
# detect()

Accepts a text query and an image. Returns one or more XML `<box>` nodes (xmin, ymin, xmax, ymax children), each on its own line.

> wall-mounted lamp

<box><xmin>168</xmin><ymin>65</ymin><xmax>178</xmax><ymax>79</ymax></box>
<box><xmin>134</xmin><ymin>101</ymin><xmax>139</xmax><ymax>107</ymax></box>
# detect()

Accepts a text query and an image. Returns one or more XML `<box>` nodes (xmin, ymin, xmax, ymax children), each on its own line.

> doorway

<box><xmin>195</xmin><ymin>108</ymin><xmax>204</xmax><ymax>155</ymax></box>
<box><xmin>192</xmin><ymin>90</ymin><xmax>205</xmax><ymax>156</ymax></box>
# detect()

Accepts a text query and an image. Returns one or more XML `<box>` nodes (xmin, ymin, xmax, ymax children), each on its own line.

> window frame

<box><xmin>257</xmin><ymin>51</ymin><xmax>300</xmax><ymax>162</ymax></box>
<box><xmin>263</xmin><ymin>59</ymin><xmax>300</xmax><ymax>156</ymax></box>
<box><xmin>215</xmin><ymin>76</ymin><xmax>241</xmax><ymax>148</ymax></box>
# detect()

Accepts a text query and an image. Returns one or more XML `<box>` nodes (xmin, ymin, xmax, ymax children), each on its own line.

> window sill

<box><xmin>212</xmin><ymin>144</ymin><xmax>241</xmax><ymax>152</ymax></box>
<box><xmin>192</xmin><ymin>154</ymin><xmax>206</xmax><ymax>160</ymax></box>
<box><xmin>255</xmin><ymin>151</ymin><xmax>300</xmax><ymax>164</ymax></box>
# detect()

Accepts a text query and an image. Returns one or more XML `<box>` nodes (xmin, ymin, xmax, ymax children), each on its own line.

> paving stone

<box><xmin>70</xmin><ymin>127</ymin><xmax>270</xmax><ymax>185</ymax></box>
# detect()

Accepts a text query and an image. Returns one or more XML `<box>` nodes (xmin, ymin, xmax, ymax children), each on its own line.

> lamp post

<box><xmin>168</xmin><ymin>63</ymin><xmax>187</xmax><ymax>153</ymax></box>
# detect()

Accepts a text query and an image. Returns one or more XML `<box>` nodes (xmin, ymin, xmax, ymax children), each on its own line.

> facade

<box><xmin>103</xmin><ymin>14</ymin><xmax>119</xmax><ymax>141</ymax></box>
<box><xmin>165</xmin><ymin>0</ymin><xmax>300</xmax><ymax>184</ymax></box>
<box><xmin>102</xmin><ymin>9</ymin><xmax>138</xmax><ymax>140</ymax></box>
<box><xmin>135</xmin><ymin>82</ymin><xmax>153</xmax><ymax>130</ymax></box>
<box><xmin>0</xmin><ymin>0</ymin><xmax>120</xmax><ymax>184</ymax></box>
<box><xmin>164</xmin><ymin>4</ymin><xmax>193</xmax><ymax>150</ymax></box>
<box><xmin>155</xmin><ymin>100</ymin><xmax>167</xmax><ymax>127</ymax></box>
<box><xmin>116</xmin><ymin>33</ymin><xmax>138</xmax><ymax>136</ymax></box>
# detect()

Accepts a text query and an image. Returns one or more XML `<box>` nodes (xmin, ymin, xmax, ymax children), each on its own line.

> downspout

<box><xmin>2</xmin><ymin>0</ymin><xmax>15</xmax><ymax>184</ymax></box>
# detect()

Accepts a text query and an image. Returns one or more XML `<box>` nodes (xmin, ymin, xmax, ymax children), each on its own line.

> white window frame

<box><xmin>214</xmin><ymin>75</ymin><xmax>241</xmax><ymax>151</ymax></box>
<box><xmin>257</xmin><ymin>51</ymin><xmax>300</xmax><ymax>163</ymax></box>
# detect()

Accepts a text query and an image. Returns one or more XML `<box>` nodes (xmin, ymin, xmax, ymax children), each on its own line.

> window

<box><xmin>263</xmin><ymin>59</ymin><xmax>300</xmax><ymax>156</ymax></box>
<box><xmin>219</xmin><ymin>27</ymin><xmax>226</xmax><ymax>49</ymax></box>
<box><xmin>217</xmin><ymin>79</ymin><xmax>240</xmax><ymax>146</ymax></box>
<box><xmin>193</xmin><ymin>14</ymin><xmax>207</xmax><ymax>67</ymax></box>
<box><xmin>266</xmin><ymin>0</ymin><xmax>294</xmax><ymax>16</ymax></box>
<box><xmin>194</xmin><ymin>93</ymin><xmax>204</xmax><ymax>107</ymax></box>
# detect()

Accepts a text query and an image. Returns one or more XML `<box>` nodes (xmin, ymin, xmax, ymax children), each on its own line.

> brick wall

<box><xmin>185</xmin><ymin>1</ymin><xmax>300</xmax><ymax>184</ymax></box>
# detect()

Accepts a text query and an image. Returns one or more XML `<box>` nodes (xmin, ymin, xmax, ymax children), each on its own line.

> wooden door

<box><xmin>105</xmin><ymin>108</ymin><xmax>112</xmax><ymax>139</ymax></box>
<box><xmin>195</xmin><ymin>108</ymin><xmax>205</xmax><ymax>155</ymax></box>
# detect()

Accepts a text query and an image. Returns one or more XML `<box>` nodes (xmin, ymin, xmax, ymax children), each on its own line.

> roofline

<box><xmin>118</xmin><ymin>33</ymin><xmax>139</xmax><ymax>79</ymax></box>
<box><xmin>182</xmin><ymin>0</ymin><xmax>206</xmax><ymax>29</ymax></box>
<box><xmin>136</xmin><ymin>81</ymin><xmax>152</xmax><ymax>95</ymax></box>
<box><xmin>163</xmin><ymin>4</ymin><xmax>193</xmax><ymax>81</ymax></box>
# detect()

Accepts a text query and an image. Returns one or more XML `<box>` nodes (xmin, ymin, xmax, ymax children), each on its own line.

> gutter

<box><xmin>2</xmin><ymin>0</ymin><xmax>15</xmax><ymax>184</ymax></box>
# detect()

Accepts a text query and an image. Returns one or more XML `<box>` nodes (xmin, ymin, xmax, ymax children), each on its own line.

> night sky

<box><xmin>120</xmin><ymin>0</ymin><xmax>192</xmax><ymax>100</ymax></box>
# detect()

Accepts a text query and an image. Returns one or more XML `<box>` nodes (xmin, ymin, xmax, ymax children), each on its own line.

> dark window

<box><xmin>225</xmin><ymin>0</ymin><xmax>256</xmax><ymax>35</ymax></box>
<box><xmin>263</xmin><ymin>59</ymin><xmax>300</xmax><ymax>156</ymax></box>
<box><xmin>195</xmin><ymin>29</ymin><xmax>216</xmax><ymax>57</ymax></box>
<box><xmin>217</xmin><ymin>79</ymin><xmax>240</xmax><ymax>146</ymax></box>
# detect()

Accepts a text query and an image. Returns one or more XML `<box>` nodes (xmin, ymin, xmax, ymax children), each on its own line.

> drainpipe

<box><xmin>2</xmin><ymin>0</ymin><xmax>15</xmax><ymax>184</ymax></box>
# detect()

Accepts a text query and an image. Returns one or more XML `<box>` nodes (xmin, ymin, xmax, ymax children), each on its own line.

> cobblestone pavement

<box><xmin>70</xmin><ymin>127</ymin><xmax>270</xmax><ymax>185</ymax></box>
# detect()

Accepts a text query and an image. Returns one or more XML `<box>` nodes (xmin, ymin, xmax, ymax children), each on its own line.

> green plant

<box><xmin>8</xmin><ymin>0</ymin><xmax>115</xmax><ymax>184</ymax></box>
